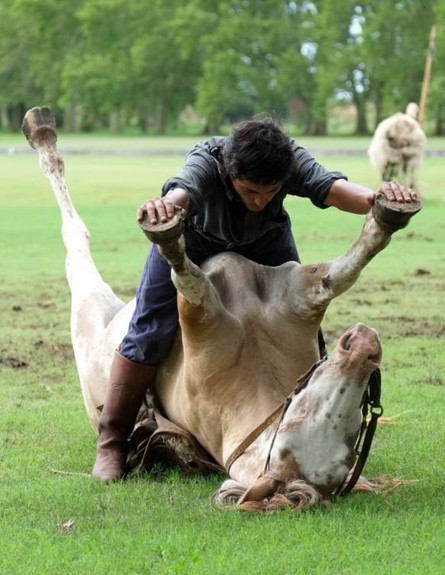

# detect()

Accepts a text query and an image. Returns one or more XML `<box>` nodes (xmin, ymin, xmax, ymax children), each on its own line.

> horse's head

<box><xmin>262</xmin><ymin>323</ymin><xmax>382</xmax><ymax>495</ymax></box>
<box><xmin>214</xmin><ymin>323</ymin><xmax>383</xmax><ymax>511</ymax></box>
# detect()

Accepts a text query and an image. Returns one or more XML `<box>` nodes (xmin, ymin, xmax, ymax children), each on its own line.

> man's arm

<box><xmin>137</xmin><ymin>187</ymin><xmax>190</xmax><ymax>224</ymax></box>
<box><xmin>325</xmin><ymin>179</ymin><xmax>418</xmax><ymax>215</ymax></box>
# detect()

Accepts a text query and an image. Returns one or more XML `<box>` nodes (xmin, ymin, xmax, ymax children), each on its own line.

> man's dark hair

<box><xmin>223</xmin><ymin>113</ymin><xmax>294</xmax><ymax>183</ymax></box>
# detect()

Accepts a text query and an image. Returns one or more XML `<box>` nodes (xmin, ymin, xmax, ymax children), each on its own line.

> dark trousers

<box><xmin>120</xmin><ymin>223</ymin><xmax>301</xmax><ymax>365</ymax></box>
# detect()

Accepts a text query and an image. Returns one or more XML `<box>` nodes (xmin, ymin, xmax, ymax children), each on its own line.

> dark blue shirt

<box><xmin>162</xmin><ymin>136</ymin><xmax>346</xmax><ymax>247</ymax></box>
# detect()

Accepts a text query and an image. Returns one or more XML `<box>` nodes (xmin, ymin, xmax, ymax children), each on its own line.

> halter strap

<box><xmin>225</xmin><ymin>360</ymin><xmax>383</xmax><ymax>499</ymax></box>
<box><xmin>335</xmin><ymin>368</ymin><xmax>383</xmax><ymax>496</ymax></box>
<box><xmin>224</xmin><ymin>356</ymin><xmax>328</xmax><ymax>473</ymax></box>
<box><xmin>224</xmin><ymin>404</ymin><xmax>283</xmax><ymax>473</ymax></box>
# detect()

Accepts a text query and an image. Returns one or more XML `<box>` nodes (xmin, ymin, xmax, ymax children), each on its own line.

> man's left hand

<box><xmin>378</xmin><ymin>181</ymin><xmax>418</xmax><ymax>203</ymax></box>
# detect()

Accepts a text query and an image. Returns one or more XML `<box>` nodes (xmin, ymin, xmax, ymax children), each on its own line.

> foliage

<box><xmin>360</xmin><ymin>1</ymin><xmax>436</xmax><ymax>124</ymax></box>
<box><xmin>430</xmin><ymin>4</ymin><xmax>445</xmax><ymax>133</ymax></box>
<box><xmin>0</xmin><ymin>0</ymin><xmax>441</xmax><ymax>134</ymax></box>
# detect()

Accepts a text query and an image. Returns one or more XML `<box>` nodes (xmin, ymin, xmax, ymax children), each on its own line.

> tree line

<box><xmin>0</xmin><ymin>0</ymin><xmax>443</xmax><ymax>135</ymax></box>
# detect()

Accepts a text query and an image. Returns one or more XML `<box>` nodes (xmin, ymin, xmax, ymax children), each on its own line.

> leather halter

<box><xmin>225</xmin><ymin>359</ymin><xmax>383</xmax><ymax>498</ymax></box>
<box><xmin>224</xmin><ymin>357</ymin><xmax>327</xmax><ymax>473</ymax></box>
<box><xmin>336</xmin><ymin>367</ymin><xmax>383</xmax><ymax>496</ymax></box>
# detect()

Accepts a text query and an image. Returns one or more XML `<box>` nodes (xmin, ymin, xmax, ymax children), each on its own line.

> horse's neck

<box><xmin>227</xmin><ymin>419</ymin><xmax>280</xmax><ymax>484</ymax></box>
<box><xmin>227</xmin><ymin>372</ymin><xmax>364</xmax><ymax>489</ymax></box>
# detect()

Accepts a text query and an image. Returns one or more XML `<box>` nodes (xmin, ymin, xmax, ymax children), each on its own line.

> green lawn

<box><xmin>1</xmin><ymin>137</ymin><xmax>444</xmax><ymax>575</ymax></box>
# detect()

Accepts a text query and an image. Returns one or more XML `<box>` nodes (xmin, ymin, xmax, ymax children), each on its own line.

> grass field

<box><xmin>1</xmin><ymin>135</ymin><xmax>445</xmax><ymax>575</ymax></box>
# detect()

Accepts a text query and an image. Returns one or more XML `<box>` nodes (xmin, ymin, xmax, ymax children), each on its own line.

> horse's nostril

<box><xmin>343</xmin><ymin>334</ymin><xmax>352</xmax><ymax>351</ymax></box>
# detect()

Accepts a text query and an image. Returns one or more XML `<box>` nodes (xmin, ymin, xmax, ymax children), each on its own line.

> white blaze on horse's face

<box><xmin>267</xmin><ymin>323</ymin><xmax>382</xmax><ymax>495</ymax></box>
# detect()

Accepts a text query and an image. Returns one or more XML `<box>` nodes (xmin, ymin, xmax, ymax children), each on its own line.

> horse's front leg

<box><xmin>139</xmin><ymin>211</ymin><xmax>207</xmax><ymax>306</ymax></box>
<box><xmin>312</xmin><ymin>195</ymin><xmax>422</xmax><ymax>308</ymax></box>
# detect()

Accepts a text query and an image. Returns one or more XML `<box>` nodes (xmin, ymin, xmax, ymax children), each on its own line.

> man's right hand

<box><xmin>137</xmin><ymin>197</ymin><xmax>178</xmax><ymax>225</ymax></box>
<box><xmin>137</xmin><ymin>188</ymin><xmax>189</xmax><ymax>225</ymax></box>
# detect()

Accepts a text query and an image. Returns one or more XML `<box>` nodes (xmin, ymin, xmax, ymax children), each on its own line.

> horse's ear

<box><xmin>238</xmin><ymin>476</ymin><xmax>281</xmax><ymax>504</ymax></box>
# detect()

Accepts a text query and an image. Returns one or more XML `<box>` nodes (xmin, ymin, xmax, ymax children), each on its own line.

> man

<box><xmin>92</xmin><ymin>113</ymin><xmax>417</xmax><ymax>482</ymax></box>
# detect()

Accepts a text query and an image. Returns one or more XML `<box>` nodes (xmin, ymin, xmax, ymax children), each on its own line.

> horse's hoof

<box><xmin>138</xmin><ymin>206</ymin><xmax>184</xmax><ymax>244</ymax></box>
<box><xmin>372</xmin><ymin>193</ymin><xmax>422</xmax><ymax>232</ymax></box>
<box><xmin>22</xmin><ymin>106</ymin><xmax>57</xmax><ymax>150</ymax></box>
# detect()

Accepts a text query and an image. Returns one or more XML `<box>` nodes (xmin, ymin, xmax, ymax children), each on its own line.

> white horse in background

<box><xmin>368</xmin><ymin>103</ymin><xmax>427</xmax><ymax>191</ymax></box>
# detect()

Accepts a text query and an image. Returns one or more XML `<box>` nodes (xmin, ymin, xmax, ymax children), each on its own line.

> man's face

<box><xmin>231</xmin><ymin>179</ymin><xmax>282</xmax><ymax>212</ymax></box>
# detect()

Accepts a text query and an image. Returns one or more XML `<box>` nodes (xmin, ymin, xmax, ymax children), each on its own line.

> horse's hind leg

<box><xmin>382</xmin><ymin>161</ymin><xmax>398</xmax><ymax>181</ymax></box>
<box><xmin>404</xmin><ymin>159</ymin><xmax>418</xmax><ymax>191</ymax></box>
<box><xmin>22</xmin><ymin>107</ymin><xmax>125</xmax><ymax>418</ymax></box>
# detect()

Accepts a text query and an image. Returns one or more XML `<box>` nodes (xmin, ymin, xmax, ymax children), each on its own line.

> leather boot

<box><xmin>92</xmin><ymin>351</ymin><xmax>157</xmax><ymax>483</ymax></box>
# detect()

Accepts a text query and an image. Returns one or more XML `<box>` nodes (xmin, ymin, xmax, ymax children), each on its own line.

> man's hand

<box><xmin>137</xmin><ymin>187</ymin><xmax>189</xmax><ymax>225</ymax></box>
<box><xmin>137</xmin><ymin>197</ymin><xmax>179</xmax><ymax>225</ymax></box>
<box><xmin>377</xmin><ymin>181</ymin><xmax>418</xmax><ymax>203</ymax></box>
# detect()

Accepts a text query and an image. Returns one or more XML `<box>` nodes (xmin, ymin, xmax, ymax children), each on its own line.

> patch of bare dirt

<box><xmin>414</xmin><ymin>268</ymin><xmax>431</xmax><ymax>276</ymax></box>
<box><xmin>34</xmin><ymin>339</ymin><xmax>74</xmax><ymax>361</ymax></box>
<box><xmin>0</xmin><ymin>356</ymin><xmax>28</xmax><ymax>369</ymax></box>
<box><xmin>383</xmin><ymin>319</ymin><xmax>445</xmax><ymax>338</ymax></box>
<box><xmin>424</xmin><ymin>374</ymin><xmax>444</xmax><ymax>386</ymax></box>
<box><xmin>405</xmin><ymin>231</ymin><xmax>434</xmax><ymax>242</ymax></box>
<box><xmin>37</xmin><ymin>300</ymin><xmax>55</xmax><ymax>309</ymax></box>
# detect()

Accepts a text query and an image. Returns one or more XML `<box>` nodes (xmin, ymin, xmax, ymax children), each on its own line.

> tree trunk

<box><xmin>138</xmin><ymin>114</ymin><xmax>150</xmax><ymax>134</ymax></box>
<box><xmin>155</xmin><ymin>100</ymin><xmax>167</xmax><ymax>134</ymax></box>
<box><xmin>434</xmin><ymin>109</ymin><xmax>445</xmax><ymax>135</ymax></box>
<box><xmin>7</xmin><ymin>103</ymin><xmax>27</xmax><ymax>132</ymax></box>
<box><xmin>109</xmin><ymin>111</ymin><xmax>125</xmax><ymax>133</ymax></box>
<box><xmin>0</xmin><ymin>107</ymin><xmax>8</xmax><ymax>129</ymax></box>
<box><xmin>308</xmin><ymin>121</ymin><xmax>327</xmax><ymax>135</ymax></box>
<box><xmin>371</xmin><ymin>85</ymin><xmax>385</xmax><ymax>128</ymax></box>
<box><xmin>202</xmin><ymin>118</ymin><xmax>221</xmax><ymax>134</ymax></box>
<box><xmin>352</xmin><ymin>96</ymin><xmax>368</xmax><ymax>135</ymax></box>
<box><xmin>63</xmin><ymin>105</ymin><xmax>79</xmax><ymax>132</ymax></box>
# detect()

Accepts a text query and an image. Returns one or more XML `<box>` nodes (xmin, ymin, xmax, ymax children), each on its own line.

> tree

<box><xmin>360</xmin><ymin>0</ymin><xmax>436</xmax><ymax>127</ymax></box>
<box><xmin>128</xmin><ymin>0</ymin><xmax>209</xmax><ymax>133</ymax></box>
<box><xmin>195</xmin><ymin>0</ymin><xmax>316</xmax><ymax>133</ymax></box>
<box><xmin>0</xmin><ymin>0</ymin><xmax>78</xmax><ymax>129</ymax></box>
<box><xmin>309</xmin><ymin>0</ymin><xmax>359</xmax><ymax>134</ymax></box>
<box><xmin>60</xmin><ymin>0</ymin><xmax>134</xmax><ymax>131</ymax></box>
<box><xmin>428</xmin><ymin>4</ymin><xmax>444</xmax><ymax>134</ymax></box>
<box><xmin>0</xmin><ymin>0</ymin><xmax>439</xmax><ymax>134</ymax></box>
